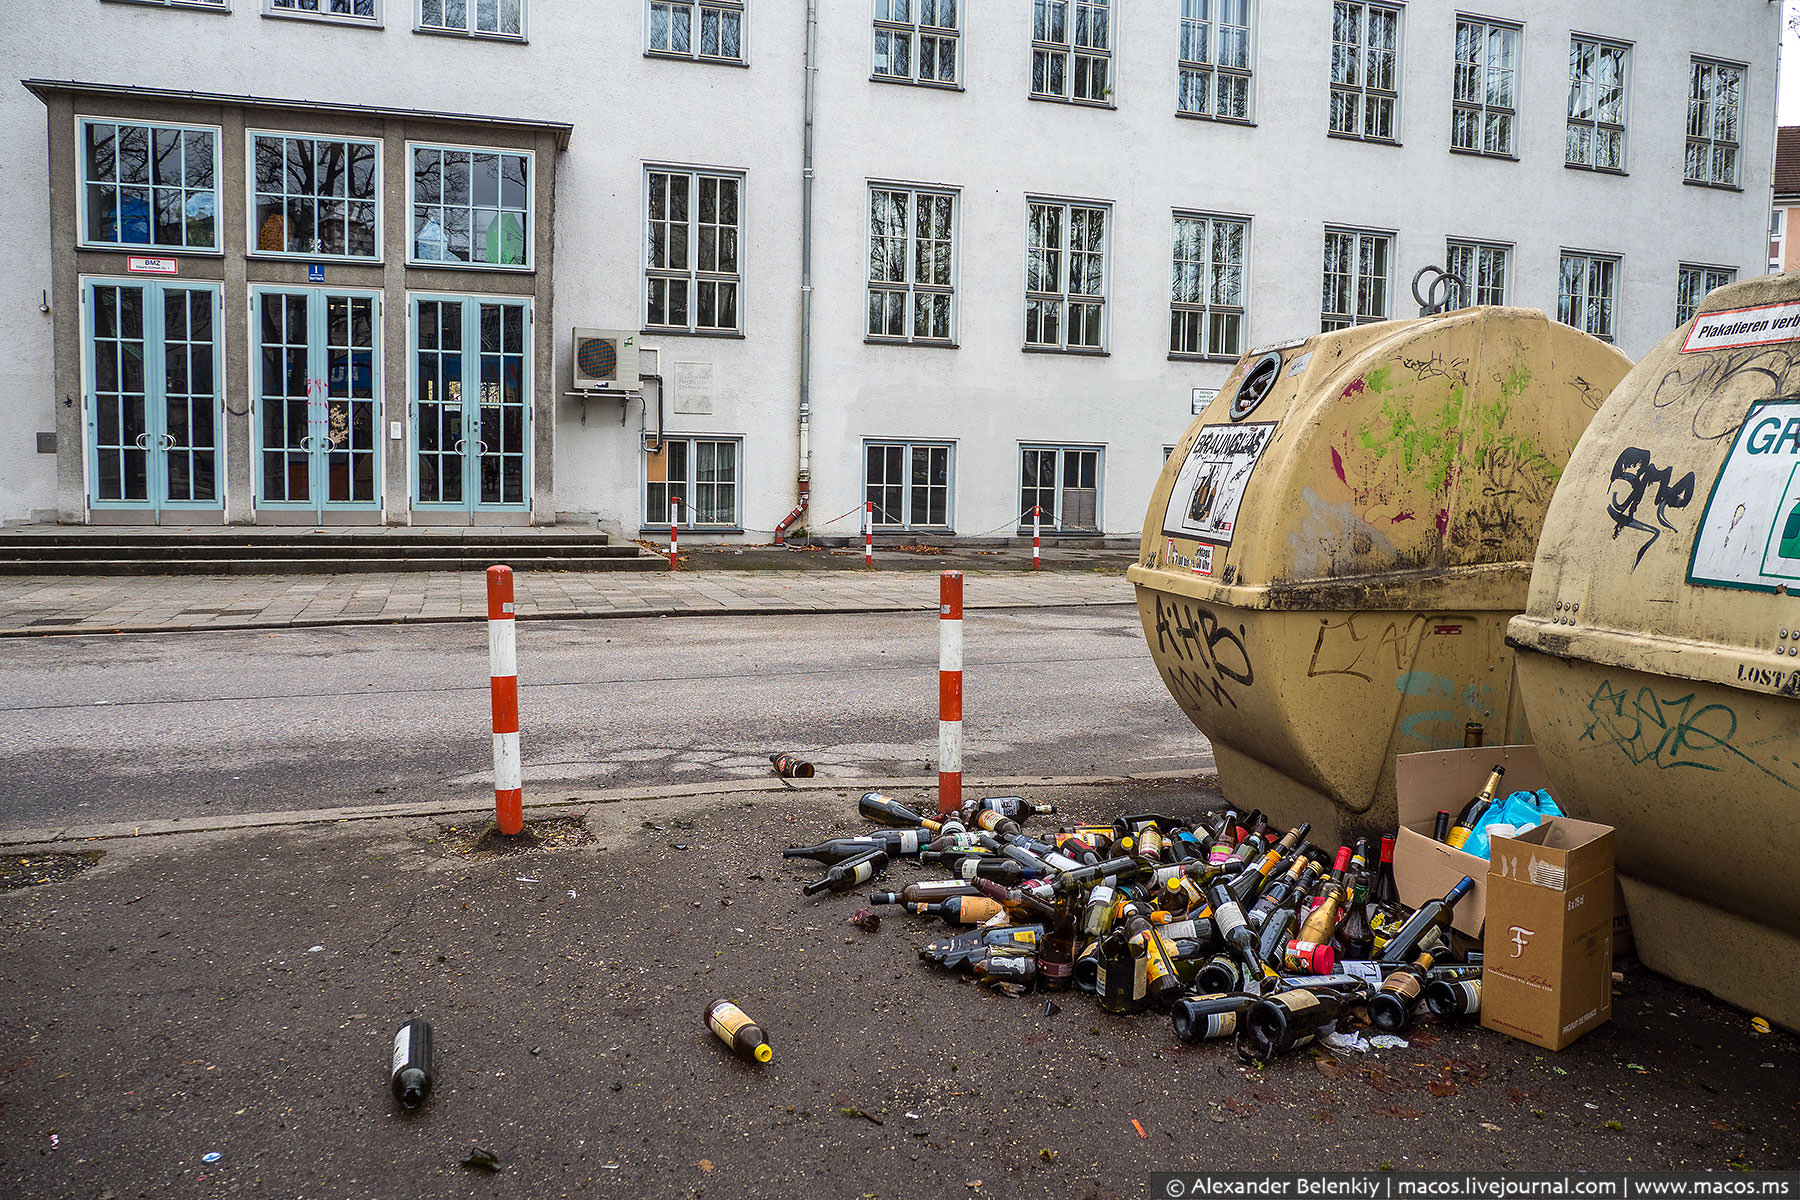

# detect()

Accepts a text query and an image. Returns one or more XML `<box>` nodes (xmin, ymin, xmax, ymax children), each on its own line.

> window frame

<box><xmin>1177</xmin><ymin>0</ymin><xmax>1255</xmax><ymax>123</ymax></box>
<box><xmin>643</xmin><ymin>165</ymin><xmax>746</xmax><ymax>337</ymax></box>
<box><xmin>1557</xmin><ymin>250</ymin><xmax>1622</xmax><ymax>343</ymax></box>
<box><xmin>1023</xmin><ymin>195</ymin><xmax>1111</xmax><ymax>354</ymax></box>
<box><xmin>1676</xmin><ymin>263</ymin><xmax>1736</xmax><ymax>329</ymax></box>
<box><xmin>646</xmin><ymin>0</ymin><xmax>746</xmax><ymax>64</ymax></box>
<box><xmin>1031</xmin><ymin>0</ymin><xmax>1116</xmax><ymax>107</ymax></box>
<box><xmin>263</xmin><ymin>0</ymin><xmax>382</xmax><ymax>26</ymax></box>
<box><xmin>1321</xmin><ymin>225</ymin><xmax>1394</xmax><ymax>331</ymax></box>
<box><xmin>1018</xmin><ymin>443</ymin><xmax>1104</xmax><ymax>535</ymax></box>
<box><xmin>1169</xmin><ymin>209</ymin><xmax>1249</xmax><ymax>361</ymax></box>
<box><xmin>415</xmin><ymin>0</ymin><xmax>527</xmax><ymax>40</ymax></box>
<box><xmin>405</xmin><ymin>289</ymin><xmax>534</xmax><ymax>510</ymax></box>
<box><xmin>77</xmin><ymin>117</ymin><xmax>224</xmax><ymax>255</ymax></box>
<box><xmin>871</xmin><ymin>0</ymin><xmax>962</xmax><ymax>88</ymax></box>
<box><xmin>1565</xmin><ymin>33</ymin><xmax>1631</xmax><ymax>174</ymax></box>
<box><xmin>1685</xmin><ymin>56</ymin><xmax>1746</xmax><ymax>191</ymax></box>
<box><xmin>1451</xmin><ymin>15</ymin><xmax>1521</xmax><ymax>159</ymax></box>
<box><xmin>643</xmin><ymin>435</ymin><xmax>744</xmax><ymax>530</ymax></box>
<box><xmin>1771</xmin><ymin>208</ymin><xmax>1786</xmax><ymax>273</ymax></box>
<box><xmin>866</xmin><ymin>182</ymin><xmax>959</xmax><ymax>347</ymax></box>
<box><xmin>862</xmin><ymin>439</ymin><xmax>956</xmax><ymax>531</ymax></box>
<box><xmin>405</xmin><ymin>141</ymin><xmax>535</xmax><ymax>272</ymax></box>
<box><xmin>1444</xmin><ymin>237</ymin><xmax>1511</xmax><ymax>307</ymax></box>
<box><xmin>104</xmin><ymin>0</ymin><xmax>231</xmax><ymax>12</ymax></box>
<box><xmin>245</xmin><ymin>129</ymin><xmax>385</xmax><ymax>264</ymax></box>
<box><xmin>1329</xmin><ymin>1</ymin><xmax>1401</xmax><ymax>143</ymax></box>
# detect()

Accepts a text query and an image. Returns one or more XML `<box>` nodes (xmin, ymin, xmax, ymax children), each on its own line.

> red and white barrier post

<box><xmin>1032</xmin><ymin>505</ymin><xmax>1041</xmax><ymax>571</ymax></box>
<box><xmin>486</xmin><ymin>565</ymin><xmax>524</xmax><ymax>836</ymax></box>
<box><xmin>864</xmin><ymin>501</ymin><xmax>874</xmax><ymax>568</ymax></box>
<box><xmin>668</xmin><ymin>496</ymin><xmax>681</xmax><ymax>571</ymax></box>
<box><xmin>938</xmin><ymin>570</ymin><xmax>963</xmax><ymax>815</ymax></box>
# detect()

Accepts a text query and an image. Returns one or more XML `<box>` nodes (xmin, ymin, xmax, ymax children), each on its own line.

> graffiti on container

<box><xmin>1306</xmin><ymin>612</ymin><xmax>1428</xmax><ymax>682</ymax></box>
<box><xmin>1580</xmin><ymin>680</ymin><xmax>1800</xmax><ymax>793</ymax></box>
<box><xmin>1151</xmin><ymin>594</ymin><xmax>1254</xmax><ymax>709</ymax></box>
<box><xmin>1605</xmin><ymin>448</ymin><xmax>1696</xmax><ymax>568</ymax></box>
<box><xmin>1394</xmin><ymin>669</ymin><xmax>1495</xmax><ymax>714</ymax></box>
<box><xmin>1566</xmin><ymin>374</ymin><xmax>1606</xmax><ymax>410</ymax></box>
<box><xmin>1651</xmin><ymin>347</ymin><xmax>1800</xmax><ymax>442</ymax></box>
<box><xmin>1402</xmin><ymin>352</ymin><xmax>1471</xmax><ymax>387</ymax></box>
<box><xmin>1398</xmin><ymin>709</ymin><xmax>1462</xmax><ymax>747</ymax></box>
<box><xmin>1469</xmin><ymin>439</ymin><xmax>1560</xmax><ymax>551</ymax></box>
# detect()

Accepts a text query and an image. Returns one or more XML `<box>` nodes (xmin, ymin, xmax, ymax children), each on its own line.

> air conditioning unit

<box><xmin>571</xmin><ymin>328</ymin><xmax>641</xmax><ymax>392</ymax></box>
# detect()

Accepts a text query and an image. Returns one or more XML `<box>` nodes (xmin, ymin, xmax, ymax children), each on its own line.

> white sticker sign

<box><xmin>1681</xmin><ymin>301</ymin><xmax>1800</xmax><ymax>353</ymax></box>
<box><xmin>1688</xmin><ymin>399</ymin><xmax>1800</xmax><ymax>591</ymax></box>
<box><xmin>1159</xmin><ymin>421</ymin><xmax>1276</xmax><ymax>546</ymax></box>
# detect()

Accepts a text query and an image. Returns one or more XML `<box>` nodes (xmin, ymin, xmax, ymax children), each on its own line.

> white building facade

<box><xmin>0</xmin><ymin>0</ymin><xmax>1779</xmax><ymax>539</ymax></box>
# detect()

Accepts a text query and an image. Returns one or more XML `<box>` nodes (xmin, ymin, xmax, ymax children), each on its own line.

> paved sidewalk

<box><xmin>0</xmin><ymin>566</ymin><xmax>1135</xmax><ymax>636</ymax></box>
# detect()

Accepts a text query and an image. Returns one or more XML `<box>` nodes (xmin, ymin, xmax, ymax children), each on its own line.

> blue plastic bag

<box><xmin>1462</xmin><ymin>789</ymin><xmax>1564</xmax><ymax>860</ymax></box>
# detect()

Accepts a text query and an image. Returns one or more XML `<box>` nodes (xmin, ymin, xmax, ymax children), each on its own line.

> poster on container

<box><xmin>1688</xmin><ymin>399</ymin><xmax>1800</xmax><ymax>592</ymax></box>
<box><xmin>1160</xmin><ymin>422</ymin><xmax>1276</xmax><ymax>546</ymax></box>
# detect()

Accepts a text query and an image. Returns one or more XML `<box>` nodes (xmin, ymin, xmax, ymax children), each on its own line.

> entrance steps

<box><xmin>0</xmin><ymin>527</ymin><xmax>666</xmax><ymax>575</ymax></box>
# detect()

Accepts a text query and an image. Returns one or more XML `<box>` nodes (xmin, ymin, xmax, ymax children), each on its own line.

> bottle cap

<box><xmin>1447</xmin><ymin>876</ymin><xmax>1475</xmax><ymax>903</ymax></box>
<box><xmin>754</xmin><ymin>1043</ymin><xmax>773</xmax><ymax>1063</ymax></box>
<box><xmin>1379</xmin><ymin>836</ymin><xmax>1395</xmax><ymax>863</ymax></box>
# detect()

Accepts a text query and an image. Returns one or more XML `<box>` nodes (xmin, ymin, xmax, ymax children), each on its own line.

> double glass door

<box><xmin>254</xmin><ymin>288</ymin><xmax>382</xmax><ymax>521</ymax></box>
<box><xmin>412</xmin><ymin>296</ymin><xmax>530</xmax><ymax>513</ymax></box>
<box><xmin>84</xmin><ymin>279</ymin><xmax>223</xmax><ymax>521</ymax></box>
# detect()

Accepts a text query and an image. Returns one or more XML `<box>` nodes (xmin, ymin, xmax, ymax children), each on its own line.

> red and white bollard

<box><xmin>486</xmin><ymin>565</ymin><xmax>524</xmax><ymax>837</ymax></box>
<box><xmin>668</xmin><ymin>496</ymin><xmax>681</xmax><ymax>571</ymax></box>
<box><xmin>864</xmin><ymin>501</ymin><xmax>874</xmax><ymax>568</ymax></box>
<box><xmin>1032</xmin><ymin>506</ymin><xmax>1041</xmax><ymax>571</ymax></box>
<box><xmin>938</xmin><ymin>570</ymin><xmax>963</xmax><ymax>815</ymax></box>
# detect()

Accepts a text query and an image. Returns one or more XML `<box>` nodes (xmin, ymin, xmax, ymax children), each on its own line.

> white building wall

<box><xmin>0</xmin><ymin>0</ymin><xmax>1780</xmax><ymax>535</ymax></box>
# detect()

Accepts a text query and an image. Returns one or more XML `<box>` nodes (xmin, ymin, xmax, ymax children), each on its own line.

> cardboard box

<box><xmin>1480</xmin><ymin>818</ymin><xmax>1615</xmax><ymax>1051</ymax></box>
<box><xmin>1393</xmin><ymin>745</ymin><xmax>1555</xmax><ymax>939</ymax></box>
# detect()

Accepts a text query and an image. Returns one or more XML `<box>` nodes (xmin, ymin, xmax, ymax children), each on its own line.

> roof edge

<box><xmin>19</xmin><ymin>79</ymin><xmax>572</xmax><ymax>150</ymax></box>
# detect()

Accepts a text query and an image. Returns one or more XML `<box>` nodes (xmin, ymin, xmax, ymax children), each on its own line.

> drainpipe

<box><xmin>773</xmin><ymin>0</ymin><xmax>817</xmax><ymax>545</ymax></box>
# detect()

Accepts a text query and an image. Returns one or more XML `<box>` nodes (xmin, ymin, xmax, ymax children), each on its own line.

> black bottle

<box><xmin>390</xmin><ymin>1018</ymin><xmax>434</xmax><ymax>1109</ymax></box>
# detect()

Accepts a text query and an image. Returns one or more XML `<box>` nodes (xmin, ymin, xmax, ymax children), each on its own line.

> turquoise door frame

<box><xmin>251</xmin><ymin>286</ymin><xmax>384</xmax><ymax>522</ymax></box>
<box><xmin>408</xmin><ymin>293</ymin><xmax>532</xmax><ymax>515</ymax></box>
<box><xmin>82</xmin><ymin>277</ymin><xmax>224</xmax><ymax>523</ymax></box>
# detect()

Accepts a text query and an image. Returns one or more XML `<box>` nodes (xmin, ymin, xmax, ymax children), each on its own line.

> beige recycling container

<box><xmin>1510</xmin><ymin>274</ymin><xmax>1800</xmax><ymax>1032</ymax></box>
<box><xmin>1128</xmin><ymin>308</ymin><xmax>1631</xmax><ymax>844</ymax></box>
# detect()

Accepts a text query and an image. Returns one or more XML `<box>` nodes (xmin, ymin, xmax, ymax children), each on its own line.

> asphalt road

<box><xmin>0</xmin><ymin>605</ymin><xmax>1210</xmax><ymax>828</ymax></box>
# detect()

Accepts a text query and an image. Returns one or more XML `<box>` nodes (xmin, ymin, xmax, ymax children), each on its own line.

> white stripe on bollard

<box><xmin>1032</xmin><ymin>505</ymin><xmax>1041</xmax><ymax>571</ymax></box>
<box><xmin>487</xmin><ymin>565</ymin><xmax>523</xmax><ymax>836</ymax></box>
<box><xmin>864</xmin><ymin>501</ymin><xmax>874</xmax><ymax>568</ymax></box>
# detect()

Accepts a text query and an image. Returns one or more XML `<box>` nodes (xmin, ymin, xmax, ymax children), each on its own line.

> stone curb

<box><xmin>0</xmin><ymin>769</ymin><xmax>1213</xmax><ymax>850</ymax></box>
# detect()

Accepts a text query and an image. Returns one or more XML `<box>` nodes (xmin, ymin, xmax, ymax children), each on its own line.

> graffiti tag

<box><xmin>1605</xmin><ymin>448</ymin><xmax>1696</xmax><ymax>568</ymax></box>
<box><xmin>1152</xmin><ymin>594</ymin><xmax>1254</xmax><ymax>709</ymax></box>
<box><xmin>1306</xmin><ymin>613</ymin><xmax>1428</xmax><ymax>683</ymax></box>
<box><xmin>1401</xmin><ymin>352</ymin><xmax>1470</xmax><ymax>387</ymax></box>
<box><xmin>1580</xmin><ymin>680</ymin><xmax>1799</xmax><ymax>793</ymax></box>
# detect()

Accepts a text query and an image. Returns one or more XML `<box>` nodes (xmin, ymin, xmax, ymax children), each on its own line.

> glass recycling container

<box><xmin>1509</xmin><ymin>274</ymin><xmax>1800</xmax><ymax>1032</ymax></box>
<box><xmin>1129</xmin><ymin>308</ymin><xmax>1632</xmax><ymax>844</ymax></box>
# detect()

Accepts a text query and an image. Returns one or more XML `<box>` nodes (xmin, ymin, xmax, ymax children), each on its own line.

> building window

<box><xmin>1566</xmin><ymin>36</ymin><xmax>1629</xmax><ymax>171</ymax></box>
<box><xmin>1178</xmin><ymin>0</ymin><xmax>1252</xmax><ymax>120</ymax></box>
<box><xmin>1676</xmin><ymin>264</ymin><xmax>1736</xmax><ymax>328</ymax></box>
<box><xmin>1020</xmin><ymin>445</ymin><xmax>1101</xmax><ymax>533</ymax></box>
<box><xmin>873</xmin><ymin>0</ymin><xmax>959</xmax><ymax>85</ymax></box>
<box><xmin>1771</xmin><ymin>209</ymin><xmax>1785</xmax><ymax>273</ymax></box>
<box><xmin>867</xmin><ymin>186</ymin><xmax>955</xmax><ymax>344</ymax></box>
<box><xmin>1687</xmin><ymin>58</ymin><xmax>1744</xmax><ymax>188</ymax></box>
<box><xmin>1025</xmin><ymin>199</ymin><xmax>1108</xmax><ymax>351</ymax></box>
<box><xmin>645</xmin><ymin>168</ymin><xmax>742</xmax><ymax>334</ymax></box>
<box><xmin>419</xmin><ymin>0</ymin><xmax>523</xmax><ymax>37</ymax></box>
<box><xmin>267</xmin><ymin>0</ymin><xmax>378</xmax><ymax>21</ymax></box>
<box><xmin>864</xmin><ymin>441</ymin><xmax>952</xmax><ymax>529</ymax></box>
<box><xmin>251</xmin><ymin>133</ymin><xmax>380</xmax><ymax>260</ymax></box>
<box><xmin>648</xmin><ymin>0</ymin><xmax>742</xmax><ymax>62</ymax></box>
<box><xmin>1170</xmin><ymin>212</ymin><xmax>1246</xmax><ymax>358</ymax></box>
<box><xmin>1445</xmin><ymin>239</ymin><xmax>1509</xmax><ymax>306</ymax></box>
<box><xmin>1558</xmin><ymin>251</ymin><xmax>1620</xmax><ymax>342</ymax></box>
<box><xmin>80</xmin><ymin>120</ymin><xmax>218</xmax><ymax>251</ymax></box>
<box><xmin>645</xmin><ymin>438</ymin><xmax>740</xmax><ymax>527</ymax></box>
<box><xmin>1321</xmin><ymin>227</ymin><xmax>1390</xmax><ymax>331</ymax></box>
<box><xmin>408</xmin><ymin>145</ymin><xmax>530</xmax><ymax>267</ymax></box>
<box><xmin>1330</xmin><ymin>2</ymin><xmax>1399</xmax><ymax>141</ymax></box>
<box><xmin>1032</xmin><ymin>0</ymin><xmax>1112</xmax><ymax>105</ymax></box>
<box><xmin>1452</xmin><ymin>17</ymin><xmax>1519</xmax><ymax>157</ymax></box>
<box><xmin>411</xmin><ymin>296</ymin><xmax>531</xmax><ymax>508</ymax></box>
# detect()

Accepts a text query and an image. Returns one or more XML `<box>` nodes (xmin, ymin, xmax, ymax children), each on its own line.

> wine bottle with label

<box><xmin>1336</xmin><ymin>877</ymin><xmax>1375</xmax><ymax>961</ymax></box>
<box><xmin>1373</xmin><ymin>836</ymin><xmax>1400</xmax><ymax>908</ymax></box>
<box><xmin>390</xmin><ymin>1018</ymin><xmax>434</xmax><ymax>1109</ymax></box>
<box><xmin>1377</xmin><ymin>877</ymin><xmax>1473</xmax><ymax>963</ymax></box>
<box><xmin>859</xmin><ymin>792</ymin><xmax>938</xmax><ymax>829</ymax></box>
<box><xmin>1445</xmin><ymin>766</ymin><xmax>1505</xmax><ymax>849</ymax></box>
<box><xmin>1241</xmin><ymin>987</ymin><xmax>1347</xmax><ymax>1059</ymax></box>
<box><xmin>801</xmin><ymin>848</ymin><xmax>889</xmax><ymax>896</ymax></box>
<box><xmin>869</xmin><ymin>879</ymin><xmax>978</xmax><ymax>906</ymax></box>
<box><xmin>705</xmin><ymin>999</ymin><xmax>773</xmax><ymax>1064</ymax></box>
<box><xmin>1424</xmin><ymin>976</ymin><xmax>1482</xmax><ymax>1021</ymax></box>
<box><xmin>1368</xmin><ymin>951</ymin><xmax>1437</xmax><ymax>1033</ymax></box>
<box><xmin>1206</xmin><ymin>882</ymin><xmax>1271</xmax><ymax>987</ymax></box>
<box><xmin>1171</xmin><ymin>992</ymin><xmax>1257</xmax><ymax>1043</ymax></box>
